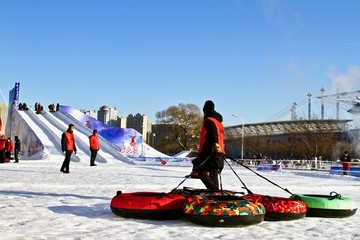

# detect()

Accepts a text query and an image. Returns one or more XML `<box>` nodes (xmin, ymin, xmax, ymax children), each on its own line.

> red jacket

<box><xmin>89</xmin><ymin>134</ymin><xmax>100</xmax><ymax>150</ymax></box>
<box><xmin>61</xmin><ymin>130</ymin><xmax>77</xmax><ymax>152</ymax></box>
<box><xmin>340</xmin><ymin>154</ymin><xmax>351</xmax><ymax>169</ymax></box>
<box><xmin>0</xmin><ymin>138</ymin><xmax>6</xmax><ymax>151</ymax></box>
<box><xmin>198</xmin><ymin>117</ymin><xmax>225</xmax><ymax>155</ymax></box>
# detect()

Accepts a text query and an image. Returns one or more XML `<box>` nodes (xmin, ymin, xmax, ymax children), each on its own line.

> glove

<box><xmin>212</xmin><ymin>143</ymin><xmax>222</xmax><ymax>153</ymax></box>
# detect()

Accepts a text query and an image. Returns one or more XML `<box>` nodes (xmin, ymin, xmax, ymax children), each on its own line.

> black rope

<box><xmin>171</xmin><ymin>172</ymin><xmax>193</xmax><ymax>192</ymax></box>
<box><xmin>227</xmin><ymin>155</ymin><xmax>293</xmax><ymax>195</ymax></box>
<box><xmin>224</xmin><ymin>158</ymin><xmax>252</xmax><ymax>194</ymax></box>
<box><xmin>172</xmin><ymin>153</ymin><xmax>229</xmax><ymax>193</ymax></box>
<box><xmin>170</xmin><ymin>155</ymin><xmax>213</xmax><ymax>192</ymax></box>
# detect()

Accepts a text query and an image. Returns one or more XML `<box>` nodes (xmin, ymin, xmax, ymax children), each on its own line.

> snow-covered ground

<box><xmin>0</xmin><ymin>157</ymin><xmax>359</xmax><ymax>240</ymax></box>
<box><xmin>1</xmin><ymin>107</ymin><xmax>359</xmax><ymax>239</ymax></box>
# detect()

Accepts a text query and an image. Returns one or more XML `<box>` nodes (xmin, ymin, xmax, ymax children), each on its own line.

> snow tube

<box><xmin>172</xmin><ymin>186</ymin><xmax>241</xmax><ymax>197</ymax></box>
<box><xmin>290</xmin><ymin>192</ymin><xmax>357</xmax><ymax>218</ymax></box>
<box><xmin>110</xmin><ymin>191</ymin><xmax>186</xmax><ymax>220</ymax></box>
<box><xmin>183</xmin><ymin>195</ymin><xmax>265</xmax><ymax>227</ymax></box>
<box><xmin>243</xmin><ymin>193</ymin><xmax>307</xmax><ymax>221</ymax></box>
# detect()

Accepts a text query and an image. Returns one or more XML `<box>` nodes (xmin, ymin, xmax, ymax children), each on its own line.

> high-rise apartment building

<box><xmin>97</xmin><ymin>105</ymin><xmax>118</xmax><ymax>127</ymax></box>
<box><xmin>126</xmin><ymin>113</ymin><xmax>152</xmax><ymax>143</ymax></box>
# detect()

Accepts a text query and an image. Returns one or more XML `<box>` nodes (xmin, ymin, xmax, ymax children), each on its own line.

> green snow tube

<box><xmin>290</xmin><ymin>191</ymin><xmax>357</xmax><ymax>218</ymax></box>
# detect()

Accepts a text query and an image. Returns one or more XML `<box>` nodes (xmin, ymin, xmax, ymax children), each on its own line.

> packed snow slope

<box><xmin>12</xmin><ymin>108</ymin><xmax>135</xmax><ymax>164</ymax></box>
<box><xmin>9</xmin><ymin>105</ymin><xmax>190</xmax><ymax>164</ymax></box>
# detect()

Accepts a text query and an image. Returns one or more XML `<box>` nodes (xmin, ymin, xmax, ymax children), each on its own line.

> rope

<box><xmin>224</xmin><ymin>158</ymin><xmax>252</xmax><ymax>194</ymax></box>
<box><xmin>170</xmin><ymin>172</ymin><xmax>193</xmax><ymax>192</ymax></box>
<box><xmin>171</xmin><ymin>154</ymin><xmax>225</xmax><ymax>192</ymax></box>
<box><xmin>227</xmin><ymin>155</ymin><xmax>293</xmax><ymax>195</ymax></box>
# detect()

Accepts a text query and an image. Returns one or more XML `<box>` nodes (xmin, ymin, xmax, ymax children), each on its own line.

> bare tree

<box><xmin>155</xmin><ymin>103</ymin><xmax>203</xmax><ymax>154</ymax></box>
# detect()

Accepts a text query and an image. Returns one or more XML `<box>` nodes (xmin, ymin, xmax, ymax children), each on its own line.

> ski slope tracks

<box><xmin>16</xmin><ymin>108</ymin><xmax>136</xmax><ymax>165</ymax></box>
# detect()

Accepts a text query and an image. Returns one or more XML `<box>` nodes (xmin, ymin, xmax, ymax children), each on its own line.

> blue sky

<box><xmin>1</xmin><ymin>0</ymin><xmax>360</xmax><ymax>126</ymax></box>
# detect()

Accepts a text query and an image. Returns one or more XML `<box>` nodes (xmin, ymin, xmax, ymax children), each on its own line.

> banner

<box><xmin>6</xmin><ymin>82</ymin><xmax>20</xmax><ymax>137</ymax></box>
<box><xmin>8</xmin><ymin>82</ymin><xmax>20</xmax><ymax>108</ymax></box>
<box><xmin>60</xmin><ymin>105</ymin><xmax>143</xmax><ymax>158</ymax></box>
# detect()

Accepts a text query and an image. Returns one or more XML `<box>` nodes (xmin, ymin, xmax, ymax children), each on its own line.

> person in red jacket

<box><xmin>340</xmin><ymin>151</ymin><xmax>351</xmax><ymax>175</ymax></box>
<box><xmin>60</xmin><ymin>124</ymin><xmax>77</xmax><ymax>173</ymax></box>
<box><xmin>5</xmin><ymin>137</ymin><xmax>14</xmax><ymax>162</ymax></box>
<box><xmin>0</xmin><ymin>135</ymin><xmax>6</xmax><ymax>163</ymax></box>
<box><xmin>192</xmin><ymin>100</ymin><xmax>225</xmax><ymax>190</ymax></box>
<box><xmin>89</xmin><ymin>129</ymin><xmax>100</xmax><ymax>166</ymax></box>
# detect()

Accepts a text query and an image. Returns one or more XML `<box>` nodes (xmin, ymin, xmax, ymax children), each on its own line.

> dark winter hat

<box><xmin>69</xmin><ymin>124</ymin><xmax>74</xmax><ymax>128</ymax></box>
<box><xmin>93</xmin><ymin>129</ymin><xmax>97</xmax><ymax>133</ymax></box>
<box><xmin>203</xmin><ymin>100</ymin><xmax>215</xmax><ymax>113</ymax></box>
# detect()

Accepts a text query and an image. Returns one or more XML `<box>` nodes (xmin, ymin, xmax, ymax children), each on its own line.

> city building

<box><xmin>97</xmin><ymin>105</ymin><xmax>118</xmax><ymax>127</ymax></box>
<box><xmin>80</xmin><ymin>109</ymin><xmax>97</xmax><ymax>119</ymax></box>
<box><xmin>117</xmin><ymin>116</ymin><xmax>127</xmax><ymax>128</ymax></box>
<box><xmin>126</xmin><ymin>113</ymin><xmax>152</xmax><ymax>143</ymax></box>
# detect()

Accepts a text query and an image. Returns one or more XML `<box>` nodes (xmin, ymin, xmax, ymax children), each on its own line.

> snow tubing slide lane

<box><xmin>183</xmin><ymin>195</ymin><xmax>266</xmax><ymax>227</ymax></box>
<box><xmin>243</xmin><ymin>193</ymin><xmax>307</xmax><ymax>221</ymax></box>
<box><xmin>290</xmin><ymin>192</ymin><xmax>357</xmax><ymax>218</ymax></box>
<box><xmin>110</xmin><ymin>191</ymin><xmax>186</xmax><ymax>220</ymax></box>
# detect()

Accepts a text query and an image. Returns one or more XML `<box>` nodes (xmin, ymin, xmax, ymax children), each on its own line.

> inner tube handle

<box><xmin>329</xmin><ymin>191</ymin><xmax>341</xmax><ymax>200</ymax></box>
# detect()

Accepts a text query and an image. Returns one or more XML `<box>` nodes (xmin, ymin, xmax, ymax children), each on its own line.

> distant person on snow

<box><xmin>48</xmin><ymin>103</ymin><xmax>55</xmax><ymax>112</ymax></box>
<box><xmin>60</xmin><ymin>124</ymin><xmax>77</xmax><ymax>173</ymax></box>
<box><xmin>256</xmin><ymin>152</ymin><xmax>263</xmax><ymax>165</ymax></box>
<box><xmin>340</xmin><ymin>151</ymin><xmax>351</xmax><ymax>175</ymax></box>
<box><xmin>35</xmin><ymin>102</ymin><xmax>43</xmax><ymax>114</ymax></box>
<box><xmin>192</xmin><ymin>100</ymin><xmax>225</xmax><ymax>190</ymax></box>
<box><xmin>14</xmin><ymin>136</ymin><xmax>21</xmax><ymax>163</ymax></box>
<box><xmin>89</xmin><ymin>129</ymin><xmax>100</xmax><ymax>166</ymax></box>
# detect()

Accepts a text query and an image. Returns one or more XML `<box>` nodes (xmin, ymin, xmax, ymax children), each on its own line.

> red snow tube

<box><xmin>243</xmin><ymin>193</ymin><xmax>307</xmax><ymax>221</ymax></box>
<box><xmin>110</xmin><ymin>191</ymin><xmax>186</xmax><ymax>220</ymax></box>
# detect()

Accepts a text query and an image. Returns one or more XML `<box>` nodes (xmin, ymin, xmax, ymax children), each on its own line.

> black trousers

<box><xmin>199</xmin><ymin>168</ymin><xmax>220</xmax><ymax>190</ymax></box>
<box><xmin>60</xmin><ymin>151</ymin><xmax>73</xmax><ymax>172</ymax></box>
<box><xmin>0</xmin><ymin>150</ymin><xmax>5</xmax><ymax>163</ymax></box>
<box><xmin>5</xmin><ymin>151</ymin><xmax>11</xmax><ymax>160</ymax></box>
<box><xmin>90</xmin><ymin>150</ymin><xmax>98</xmax><ymax>166</ymax></box>
<box><xmin>14</xmin><ymin>150</ymin><xmax>20</xmax><ymax>162</ymax></box>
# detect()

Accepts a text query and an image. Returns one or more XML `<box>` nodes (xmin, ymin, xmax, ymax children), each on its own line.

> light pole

<box><xmin>232</xmin><ymin>114</ymin><xmax>244</xmax><ymax>159</ymax></box>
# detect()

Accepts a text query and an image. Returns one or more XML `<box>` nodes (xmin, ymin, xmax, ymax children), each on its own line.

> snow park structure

<box><xmin>4</xmin><ymin>83</ymin><xmax>191</xmax><ymax>164</ymax></box>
